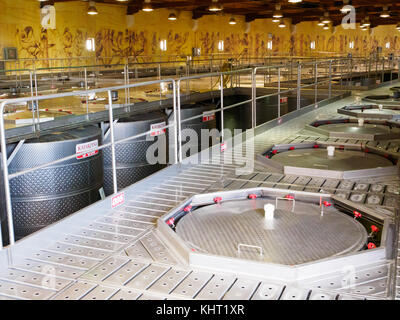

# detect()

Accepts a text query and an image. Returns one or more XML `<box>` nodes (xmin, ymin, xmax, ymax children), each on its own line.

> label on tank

<box><xmin>202</xmin><ymin>111</ymin><xmax>216</xmax><ymax>122</ymax></box>
<box><xmin>76</xmin><ymin>139</ymin><xmax>99</xmax><ymax>160</ymax></box>
<box><xmin>111</xmin><ymin>192</ymin><xmax>125</xmax><ymax>209</ymax></box>
<box><xmin>150</xmin><ymin>122</ymin><xmax>166</xmax><ymax>137</ymax></box>
<box><xmin>280</xmin><ymin>97</ymin><xmax>288</xmax><ymax>104</ymax></box>
<box><xmin>221</xmin><ymin>142</ymin><xmax>227</xmax><ymax>152</ymax></box>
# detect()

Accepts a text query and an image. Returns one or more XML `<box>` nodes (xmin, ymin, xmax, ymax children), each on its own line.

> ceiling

<box><xmin>41</xmin><ymin>0</ymin><xmax>400</xmax><ymax>27</ymax></box>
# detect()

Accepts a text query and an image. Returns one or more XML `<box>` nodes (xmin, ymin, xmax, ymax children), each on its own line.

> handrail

<box><xmin>0</xmin><ymin>77</ymin><xmax>178</xmax><ymax>250</ymax></box>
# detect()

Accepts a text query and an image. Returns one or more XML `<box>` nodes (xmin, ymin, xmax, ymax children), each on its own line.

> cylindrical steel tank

<box><xmin>177</xmin><ymin>102</ymin><xmax>218</xmax><ymax>158</ymax></box>
<box><xmin>4</xmin><ymin>125</ymin><xmax>103</xmax><ymax>239</ymax></box>
<box><xmin>103</xmin><ymin>112</ymin><xmax>168</xmax><ymax>196</ymax></box>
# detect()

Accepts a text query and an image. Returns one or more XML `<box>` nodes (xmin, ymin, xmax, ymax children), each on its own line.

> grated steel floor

<box><xmin>0</xmin><ymin>83</ymin><xmax>398</xmax><ymax>300</ymax></box>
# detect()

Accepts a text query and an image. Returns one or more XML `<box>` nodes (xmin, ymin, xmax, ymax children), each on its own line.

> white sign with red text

<box><xmin>111</xmin><ymin>192</ymin><xmax>125</xmax><ymax>209</ymax></box>
<box><xmin>76</xmin><ymin>140</ymin><xmax>99</xmax><ymax>160</ymax></box>
<box><xmin>150</xmin><ymin>122</ymin><xmax>167</xmax><ymax>137</ymax></box>
<box><xmin>202</xmin><ymin>111</ymin><xmax>216</xmax><ymax>122</ymax></box>
<box><xmin>280</xmin><ymin>97</ymin><xmax>288</xmax><ymax>104</ymax></box>
<box><xmin>221</xmin><ymin>142</ymin><xmax>227</xmax><ymax>152</ymax></box>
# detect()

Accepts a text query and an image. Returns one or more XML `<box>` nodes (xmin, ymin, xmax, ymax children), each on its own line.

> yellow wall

<box><xmin>1</xmin><ymin>0</ymin><xmax>399</xmax><ymax>69</ymax></box>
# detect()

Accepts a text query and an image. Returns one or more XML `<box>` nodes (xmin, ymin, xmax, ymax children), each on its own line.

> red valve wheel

<box><xmin>353</xmin><ymin>211</ymin><xmax>362</xmax><ymax>219</ymax></box>
<box><xmin>183</xmin><ymin>205</ymin><xmax>192</xmax><ymax>212</ymax></box>
<box><xmin>289</xmin><ymin>146</ymin><xmax>295</xmax><ymax>150</ymax></box>
<box><xmin>323</xmin><ymin>201</ymin><xmax>332</xmax><ymax>207</ymax></box>
<box><xmin>167</xmin><ymin>218</ymin><xmax>175</xmax><ymax>226</ymax></box>
<box><xmin>214</xmin><ymin>197</ymin><xmax>222</xmax><ymax>203</ymax></box>
<box><xmin>371</xmin><ymin>225</ymin><xmax>379</xmax><ymax>233</ymax></box>
<box><xmin>367</xmin><ymin>243</ymin><xmax>376</xmax><ymax>250</ymax></box>
<box><xmin>265</xmin><ymin>155</ymin><xmax>270</xmax><ymax>159</ymax></box>
<box><xmin>272</xmin><ymin>150</ymin><xmax>278</xmax><ymax>155</ymax></box>
<box><xmin>364</xmin><ymin>148</ymin><xmax>370</xmax><ymax>153</ymax></box>
<box><xmin>248</xmin><ymin>194</ymin><xmax>257</xmax><ymax>200</ymax></box>
<box><xmin>313</xmin><ymin>145</ymin><xmax>320</xmax><ymax>148</ymax></box>
<box><xmin>284</xmin><ymin>195</ymin><xmax>294</xmax><ymax>200</ymax></box>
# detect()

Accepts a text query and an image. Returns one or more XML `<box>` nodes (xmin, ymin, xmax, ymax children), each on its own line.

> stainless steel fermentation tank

<box><xmin>3</xmin><ymin>125</ymin><xmax>103</xmax><ymax>240</ymax></box>
<box><xmin>102</xmin><ymin>112</ymin><xmax>168</xmax><ymax>196</ymax></box>
<box><xmin>177</xmin><ymin>102</ymin><xmax>218</xmax><ymax>158</ymax></box>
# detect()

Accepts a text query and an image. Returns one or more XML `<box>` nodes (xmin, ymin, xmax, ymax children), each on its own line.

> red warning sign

<box><xmin>76</xmin><ymin>140</ymin><xmax>99</xmax><ymax>160</ymax></box>
<box><xmin>111</xmin><ymin>192</ymin><xmax>125</xmax><ymax>209</ymax></box>
<box><xmin>221</xmin><ymin>142</ymin><xmax>227</xmax><ymax>152</ymax></box>
<box><xmin>150</xmin><ymin>122</ymin><xmax>167</xmax><ymax>137</ymax></box>
<box><xmin>202</xmin><ymin>111</ymin><xmax>216</xmax><ymax>122</ymax></box>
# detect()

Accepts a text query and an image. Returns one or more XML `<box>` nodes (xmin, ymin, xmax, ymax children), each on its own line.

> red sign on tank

<box><xmin>150</xmin><ymin>122</ymin><xmax>167</xmax><ymax>137</ymax></box>
<box><xmin>111</xmin><ymin>192</ymin><xmax>125</xmax><ymax>209</ymax></box>
<box><xmin>202</xmin><ymin>111</ymin><xmax>216</xmax><ymax>122</ymax></box>
<box><xmin>76</xmin><ymin>139</ymin><xmax>99</xmax><ymax>160</ymax></box>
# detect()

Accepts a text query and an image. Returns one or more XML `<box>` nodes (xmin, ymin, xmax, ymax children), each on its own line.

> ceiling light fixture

<box><xmin>142</xmin><ymin>0</ymin><xmax>153</xmax><ymax>12</ymax></box>
<box><xmin>340</xmin><ymin>0</ymin><xmax>351</xmax><ymax>13</ymax></box>
<box><xmin>278</xmin><ymin>20</ymin><xmax>286</xmax><ymax>28</ymax></box>
<box><xmin>273</xmin><ymin>4</ymin><xmax>283</xmax><ymax>18</ymax></box>
<box><xmin>87</xmin><ymin>1</ymin><xmax>98</xmax><ymax>15</ymax></box>
<box><xmin>396</xmin><ymin>23</ymin><xmax>400</xmax><ymax>31</ymax></box>
<box><xmin>229</xmin><ymin>17</ymin><xmax>237</xmax><ymax>25</ymax></box>
<box><xmin>323</xmin><ymin>24</ymin><xmax>329</xmax><ymax>30</ymax></box>
<box><xmin>168</xmin><ymin>12</ymin><xmax>177</xmax><ymax>20</ymax></box>
<box><xmin>380</xmin><ymin>6</ymin><xmax>390</xmax><ymax>18</ymax></box>
<box><xmin>322</xmin><ymin>12</ymin><xmax>332</xmax><ymax>24</ymax></box>
<box><xmin>362</xmin><ymin>16</ymin><xmax>371</xmax><ymax>27</ymax></box>
<box><xmin>288</xmin><ymin>0</ymin><xmax>302</xmax><ymax>3</ymax></box>
<box><xmin>209</xmin><ymin>0</ymin><xmax>223</xmax><ymax>12</ymax></box>
<box><xmin>317</xmin><ymin>17</ymin><xmax>325</xmax><ymax>26</ymax></box>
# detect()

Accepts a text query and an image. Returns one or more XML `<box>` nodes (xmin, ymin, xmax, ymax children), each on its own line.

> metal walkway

<box><xmin>0</xmin><ymin>83</ymin><xmax>398</xmax><ymax>300</ymax></box>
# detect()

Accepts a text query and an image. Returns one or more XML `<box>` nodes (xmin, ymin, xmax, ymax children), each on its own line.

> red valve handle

<box><xmin>183</xmin><ymin>205</ymin><xmax>192</xmax><ymax>212</ymax></box>
<box><xmin>272</xmin><ymin>150</ymin><xmax>278</xmax><ymax>155</ymax></box>
<box><xmin>265</xmin><ymin>155</ymin><xmax>270</xmax><ymax>159</ymax></box>
<box><xmin>313</xmin><ymin>145</ymin><xmax>320</xmax><ymax>148</ymax></box>
<box><xmin>371</xmin><ymin>225</ymin><xmax>379</xmax><ymax>233</ymax></box>
<box><xmin>167</xmin><ymin>218</ymin><xmax>175</xmax><ymax>226</ymax></box>
<box><xmin>289</xmin><ymin>146</ymin><xmax>295</xmax><ymax>150</ymax></box>
<box><xmin>323</xmin><ymin>201</ymin><xmax>332</xmax><ymax>207</ymax></box>
<box><xmin>285</xmin><ymin>195</ymin><xmax>294</xmax><ymax>200</ymax></box>
<box><xmin>367</xmin><ymin>243</ymin><xmax>376</xmax><ymax>250</ymax></box>
<box><xmin>248</xmin><ymin>194</ymin><xmax>257</xmax><ymax>200</ymax></box>
<box><xmin>214</xmin><ymin>197</ymin><xmax>222</xmax><ymax>203</ymax></box>
<box><xmin>353</xmin><ymin>211</ymin><xmax>362</xmax><ymax>219</ymax></box>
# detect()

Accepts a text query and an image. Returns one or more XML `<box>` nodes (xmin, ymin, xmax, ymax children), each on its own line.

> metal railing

<box><xmin>0</xmin><ymin>78</ymin><xmax>178</xmax><ymax>250</ymax></box>
<box><xmin>0</xmin><ymin>56</ymin><xmax>398</xmax><ymax>252</ymax></box>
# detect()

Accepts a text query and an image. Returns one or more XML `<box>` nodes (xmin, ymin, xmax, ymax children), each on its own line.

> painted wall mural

<box><xmin>2</xmin><ymin>1</ymin><xmax>400</xmax><ymax>71</ymax></box>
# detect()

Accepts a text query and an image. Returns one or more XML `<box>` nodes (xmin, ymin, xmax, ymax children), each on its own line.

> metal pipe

<box><xmin>315</xmin><ymin>62</ymin><xmax>318</xmax><ymax>105</ymax></box>
<box><xmin>297</xmin><ymin>63</ymin><xmax>301</xmax><ymax>110</ymax></box>
<box><xmin>84</xmin><ymin>68</ymin><xmax>89</xmax><ymax>116</ymax></box>
<box><xmin>107</xmin><ymin>90</ymin><xmax>118</xmax><ymax>195</ymax></box>
<box><xmin>278</xmin><ymin>67</ymin><xmax>281</xmax><ymax>118</ymax></box>
<box><xmin>220</xmin><ymin>74</ymin><xmax>224</xmax><ymax>141</ymax></box>
<box><xmin>329</xmin><ymin>60</ymin><xmax>332</xmax><ymax>98</ymax></box>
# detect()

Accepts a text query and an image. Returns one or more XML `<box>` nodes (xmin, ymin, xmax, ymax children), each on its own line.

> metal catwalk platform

<box><xmin>0</xmin><ymin>82</ymin><xmax>399</xmax><ymax>300</ymax></box>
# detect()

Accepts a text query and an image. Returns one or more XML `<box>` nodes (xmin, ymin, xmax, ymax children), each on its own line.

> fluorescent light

<box><xmin>86</xmin><ymin>38</ymin><xmax>95</xmax><ymax>51</ymax></box>
<box><xmin>160</xmin><ymin>39</ymin><xmax>167</xmax><ymax>51</ymax></box>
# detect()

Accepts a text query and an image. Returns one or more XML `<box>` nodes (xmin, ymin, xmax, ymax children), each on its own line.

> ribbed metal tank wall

<box><xmin>103</xmin><ymin>112</ymin><xmax>168</xmax><ymax>196</ymax></box>
<box><xmin>5</xmin><ymin>125</ymin><xmax>103</xmax><ymax>239</ymax></box>
<box><xmin>178</xmin><ymin>102</ymin><xmax>218</xmax><ymax>158</ymax></box>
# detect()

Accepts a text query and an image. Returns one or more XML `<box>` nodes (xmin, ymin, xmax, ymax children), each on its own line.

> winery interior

<box><xmin>0</xmin><ymin>0</ymin><xmax>399</xmax><ymax>301</ymax></box>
